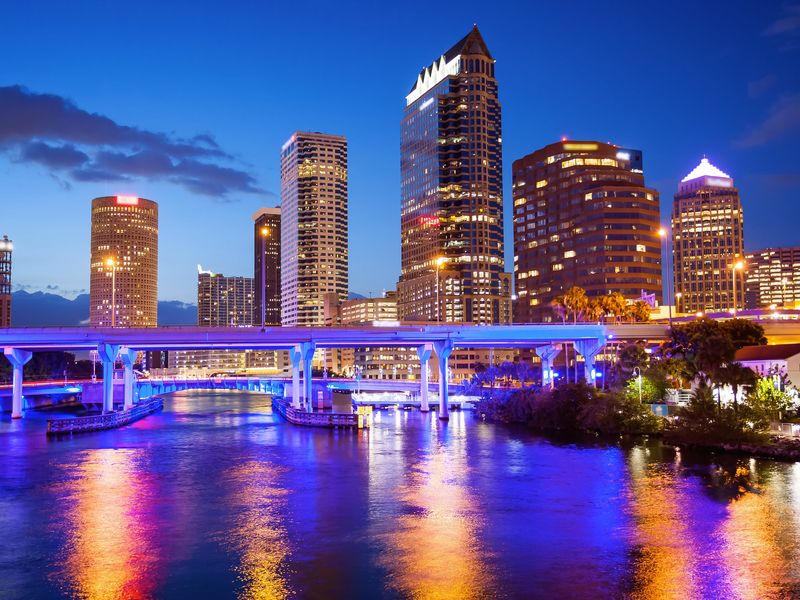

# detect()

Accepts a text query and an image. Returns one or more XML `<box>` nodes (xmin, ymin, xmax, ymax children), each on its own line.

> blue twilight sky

<box><xmin>1</xmin><ymin>1</ymin><xmax>799</xmax><ymax>304</ymax></box>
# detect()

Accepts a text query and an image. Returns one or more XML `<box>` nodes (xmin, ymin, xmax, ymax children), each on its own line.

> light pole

<box><xmin>105</xmin><ymin>257</ymin><xmax>117</xmax><ymax>327</ymax></box>
<box><xmin>435</xmin><ymin>256</ymin><xmax>448</xmax><ymax>324</ymax></box>
<box><xmin>632</xmin><ymin>366</ymin><xmax>642</xmax><ymax>403</ymax></box>
<box><xmin>658</xmin><ymin>227</ymin><xmax>673</xmax><ymax>327</ymax></box>
<box><xmin>259</xmin><ymin>226</ymin><xmax>270</xmax><ymax>329</ymax></box>
<box><xmin>675</xmin><ymin>292</ymin><xmax>682</xmax><ymax>315</ymax></box>
<box><xmin>731</xmin><ymin>260</ymin><xmax>744</xmax><ymax>314</ymax></box>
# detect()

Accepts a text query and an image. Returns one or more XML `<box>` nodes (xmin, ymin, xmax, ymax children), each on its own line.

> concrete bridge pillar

<box><xmin>300</xmin><ymin>342</ymin><xmax>316</xmax><ymax>412</ymax></box>
<box><xmin>119</xmin><ymin>347</ymin><xmax>137</xmax><ymax>410</ymax></box>
<box><xmin>535</xmin><ymin>344</ymin><xmax>562</xmax><ymax>390</ymax></box>
<box><xmin>97</xmin><ymin>343</ymin><xmax>120</xmax><ymax>413</ymax></box>
<box><xmin>289</xmin><ymin>345</ymin><xmax>302</xmax><ymax>409</ymax></box>
<box><xmin>4</xmin><ymin>348</ymin><xmax>32</xmax><ymax>419</ymax></box>
<box><xmin>417</xmin><ymin>344</ymin><xmax>432</xmax><ymax>412</ymax></box>
<box><xmin>433</xmin><ymin>339</ymin><xmax>454</xmax><ymax>421</ymax></box>
<box><xmin>573</xmin><ymin>338</ymin><xmax>606</xmax><ymax>387</ymax></box>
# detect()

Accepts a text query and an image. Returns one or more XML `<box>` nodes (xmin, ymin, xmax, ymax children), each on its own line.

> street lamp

<box><xmin>435</xmin><ymin>256</ymin><xmax>448</xmax><ymax>324</ymax></box>
<box><xmin>658</xmin><ymin>227</ymin><xmax>673</xmax><ymax>327</ymax></box>
<box><xmin>675</xmin><ymin>292</ymin><xmax>682</xmax><ymax>315</ymax></box>
<box><xmin>105</xmin><ymin>257</ymin><xmax>117</xmax><ymax>327</ymax></box>
<box><xmin>632</xmin><ymin>366</ymin><xmax>642</xmax><ymax>404</ymax></box>
<box><xmin>260</xmin><ymin>226</ymin><xmax>270</xmax><ymax>329</ymax></box>
<box><xmin>731</xmin><ymin>260</ymin><xmax>744</xmax><ymax>314</ymax></box>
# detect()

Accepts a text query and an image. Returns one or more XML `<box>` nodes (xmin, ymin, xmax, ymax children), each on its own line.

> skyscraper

<box><xmin>197</xmin><ymin>267</ymin><xmax>255</xmax><ymax>327</ymax></box>
<box><xmin>672</xmin><ymin>158</ymin><xmax>745</xmax><ymax>314</ymax></box>
<box><xmin>280</xmin><ymin>132</ymin><xmax>348</xmax><ymax>327</ymax></box>
<box><xmin>745</xmin><ymin>247</ymin><xmax>800</xmax><ymax>309</ymax></box>
<box><xmin>253</xmin><ymin>206</ymin><xmax>281</xmax><ymax>327</ymax></box>
<box><xmin>89</xmin><ymin>196</ymin><xmax>158</xmax><ymax>327</ymax></box>
<box><xmin>397</xmin><ymin>26</ymin><xmax>511</xmax><ymax>324</ymax></box>
<box><xmin>512</xmin><ymin>141</ymin><xmax>661</xmax><ymax>322</ymax></box>
<box><xmin>172</xmin><ymin>267</ymin><xmax>254</xmax><ymax>373</ymax></box>
<box><xmin>0</xmin><ymin>235</ymin><xmax>12</xmax><ymax>328</ymax></box>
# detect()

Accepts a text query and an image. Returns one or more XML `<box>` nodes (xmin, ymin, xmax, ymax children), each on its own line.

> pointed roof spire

<box><xmin>443</xmin><ymin>25</ymin><xmax>493</xmax><ymax>62</ymax></box>
<box><xmin>681</xmin><ymin>157</ymin><xmax>731</xmax><ymax>182</ymax></box>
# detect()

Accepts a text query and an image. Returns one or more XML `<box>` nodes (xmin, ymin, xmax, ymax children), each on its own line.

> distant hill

<box><xmin>10</xmin><ymin>291</ymin><xmax>197</xmax><ymax>326</ymax></box>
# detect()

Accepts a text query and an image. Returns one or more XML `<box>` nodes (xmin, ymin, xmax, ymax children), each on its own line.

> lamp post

<box><xmin>675</xmin><ymin>292</ymin><xmax>682</xmax><ymax>315</ymax></box>
<box><xmin>105</xmin><ymin>257</ymin><xmax>117</xmax><ymax>327</ymax></box>
<box><xmin>731</xmin><ymin>260</ymin><xmax>744</xmax><ymax>314</ymax></box>
<box><xmin>435</xmin><ymin>256</ymin><xmax>448</xmax><ymax>324</ymax></box>
<box><xmin>260</xmin><ymin>226</ymin><xmax>270</xmax><ymax>329</ymax></box>
<box><xmin>632</xmin><ymin>366</ymin><xmax>642</xmax><ymax>404</ymax></box>
<box><xmin>658</xmin><ymin>227</ymin><xmax>673</xmax><ymax>327</ymax></box>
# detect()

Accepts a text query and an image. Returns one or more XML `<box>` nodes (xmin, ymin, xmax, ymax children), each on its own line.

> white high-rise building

<box><xmin>280</xmin><ymin>132</ymin><xmax>348</xmax><ymax>326</ymax></box>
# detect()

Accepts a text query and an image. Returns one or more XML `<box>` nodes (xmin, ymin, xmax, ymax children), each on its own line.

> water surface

<box><xmin>2</xmin><ymin>390</ymin><xmax>800</xmax><ymax>599</ymax></box>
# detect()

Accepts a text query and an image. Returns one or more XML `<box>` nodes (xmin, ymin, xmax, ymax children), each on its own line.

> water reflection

<box><xmin>53</xmin><ymin>448</ymin><xmax>162</xmax><ymax>599</ymax></box>
<box><xmin>222</xmin><ymin>460</ymin><xmax>291</xmax><ymax>600</ymax></box>
<box><xmin>626</xmin><ymin>446</ymin><xmax>699</xmax><ymax>599</ymax></box>
<box><xmin>379</xmin><ymin>443</ymin><xmax>495</xmax><ymax>599</ymax></box>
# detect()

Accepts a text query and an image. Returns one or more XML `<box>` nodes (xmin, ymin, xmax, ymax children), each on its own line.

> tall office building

<box><xmin>745</xmin><ymin>247</ymin><xmax>800</xmax><ymax>309</ymax></box>
<box><xmin>89</xmin><ymin>195</ymin><xmax>158</xmax><ymax>327</ymax></box>
<box><xmin>512</xmin><ymin>141</ymin><xmax>661</xmax><ymax>322</ymax></box>
<box><xmin>173</xmin><ymin>267</ymin><xmax>255</xmax><ymax>373</ymax></box>
<box><xmin>397</xmin><ymin>26</ymin><xmax>511</xmax><ymax>324</ymax></box>
<box><xmin>280</xmin><ymin>132</ymin><xmax>348</xmax><ymax>327</ymax></box>
<box><xmin>253</xmin><ymin>206</ymin><xmax>281</xmax><ymax>327</ymax></box>
<box><xmin>0</xmin><ymin>235</ymin><xmax>12</xmax><ymax>327</ymax></box>
<box><xmin>672</xmin><ymin>158</ymin><xmax>745</xmax><ymax>314</ymax></box>
<box><xmin>197</xmin><ymin>267</ymin><xmax>255</xmax><ymax>327</ymax></box>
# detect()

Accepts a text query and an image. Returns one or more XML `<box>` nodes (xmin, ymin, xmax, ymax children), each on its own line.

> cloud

<box><xmin>735</xmin><ymin>93</ymin><xmax>800</xmax><ymax>147</ymax></box>
<box><xmin>763</xmin><ymin>4</ymin><xmax>800</xmax><ymax>36</ymax></box>
<box><xmin>0</xmin><ymin>85</ymin><xmax>268</xmax><ymax>198</ymax></box>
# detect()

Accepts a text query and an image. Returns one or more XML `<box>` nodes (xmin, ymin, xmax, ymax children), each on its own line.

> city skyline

<box><xmin>1</xmin><ymin>2</ymin><xmax>799</xmax><ymax>304</ymax></box>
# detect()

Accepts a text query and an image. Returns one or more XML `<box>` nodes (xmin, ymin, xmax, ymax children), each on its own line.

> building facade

<box><xmin>173</xmin><ymin>267</ymin><xmax>255</xmax><ymax>373</ymax></box>
<box><xmin>0</xmin><ymin>235</ymin><xmax>11</xmax><ymax>327</ymax></box>
<box><xmin>89</xmin><ymin>196</ymin><xmax>158</xmax><ymax>327</ymax></box>
<box><xmin>280</xmin><ymin>132</ymin><xmax>348</xmax><ymax>327</ymax></box>
<box><xmin>672</xmin><ymin>158</ymin><xmax>745</xmax><ymax>314</ymax></box>
<box><xmin>512</xmin><ymin>141</ymin><xmax>661</xmax><ymax>322</ymax></box>
<box><xmin>745</xmin><ymin>247</ymin><xmax>800</xmax><ymax>309</ymax></box>
<box><xmin>197</xmin><ymin>268</ymin><xmax>255</xmax><ymax>327</ymax></box>
<box><xmin>253</xmin><ymin>206</ymin><xmax>281</xmax><ymax>327</ymax></box>
<box><xmin>397</xmin><ymin>26</ymin><xmax>511</xmax><ymax>325</ymax></box>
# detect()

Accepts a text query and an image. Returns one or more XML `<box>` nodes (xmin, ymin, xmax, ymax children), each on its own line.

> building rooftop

<box><xmin>681</xmin><ymin>158</ymin><xmax>731</xmax><ymax>182</ymax></box>
<box><xmin>736</xmin><ymin>343</ymin><xmax>800</xmax><ymax>362</ymax></box>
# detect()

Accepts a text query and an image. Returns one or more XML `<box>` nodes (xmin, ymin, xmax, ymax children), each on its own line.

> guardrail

<box><xmin>46</xmin><ymin>397</ymin><xmax>164</xmax><ymax>436</ymax></box>
<box><xmin>273</xmin><ymin>398</ymin><xmax>359</xmax><ymax>429</ymax></box>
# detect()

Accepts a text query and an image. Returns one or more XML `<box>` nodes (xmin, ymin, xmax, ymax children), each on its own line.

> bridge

<box><xmin>2</xmin><ymin>320</ymin><xmax>798</xmax><ymax>422</ymax></box>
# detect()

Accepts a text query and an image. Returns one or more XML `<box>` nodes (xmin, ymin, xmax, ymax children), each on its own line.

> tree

<box><xmin>722</xmin><ymin>319</ymin><xmax>768</xmax><ymax>350</ymax></box>
<box><xmin>721</xmin><ymin>362</ymin><xmax>757</xmax><ymax>412</ymax></box>
<box><xmin>563</xmin><ymin>286</ymin><xmax>589</xmax><ymax>323</ymax></box>
<box><xmin>626</xmin><ymin>300</ymin><xmax>652</xmax><ymax>323</ymax></box>
<box><xmin>551</xmin><ymin>295</ymin><xmax>568</xmax><ymax>324</ymax></box>
<box><xmin>602</xmin><ymin>292</ymin><xmax>628</xmax><ymax>322</ymax></box>
<box><xmin>586</xmin><ymin>297</ymin><xmax>604</xmax><ymax>322</ymax></box>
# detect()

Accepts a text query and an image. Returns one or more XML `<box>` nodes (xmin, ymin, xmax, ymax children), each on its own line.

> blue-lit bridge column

<box><xmin>574</xmin><ymin>338</ymin><xmax>605</xmax><ymax>387</ymax></box>
<box><xmin>97</xmin><ymin>344</ymin><xmax>120</xmax><ymax>413</ymax></box>
<box><xmin>120</xmin><ymin>347</ymin><xmax>137</xmax><ymax>410</ymax></box>
<box><xmin>433</xmin><ymin>339</ymin><xmax>453</xmax><ymax>421</ymax></box>
<box><xmin>535</xmin><ymin>344</ymin><xmax>561</xmax><ymax>390</ymax></box>
<box><xmin>417</xmin><ymin>343</ymin><xmax>432</xmax><ymax>412</ymax></box>
<box><xmin>289</xmin><ymin>345</ymin><xmax>302</xmax><ymax>409</ymax></box>
<box><xmin>300</xmin><ymin>342</ymin><xmax>316</xmax><ymax>412</ymax></box>
<box><xmin>4</xmin><ymin>348</ymin><xmax>32</xmax><ymax>419</ymax></box>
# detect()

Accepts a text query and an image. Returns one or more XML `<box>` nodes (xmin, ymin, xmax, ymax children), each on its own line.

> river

<box><xmin>2</xmin><ymin>390</ymin><xmax>800</xmax><ymax>599</ymax></box>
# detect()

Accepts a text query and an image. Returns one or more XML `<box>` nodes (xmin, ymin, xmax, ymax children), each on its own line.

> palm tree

<box><xmin>586</xmin><ymin>297</ymin><xmax>604</xmax><ymax>322</ymax></box>
<box><xmin>551</xmin><ymin>295</ymin><xmax>568</xmax><ymax>324</ymax></box>
<box><xmin>563</xmin><ymin>286</ymin><xmax>589</xmax><ymax>323</ymax></box>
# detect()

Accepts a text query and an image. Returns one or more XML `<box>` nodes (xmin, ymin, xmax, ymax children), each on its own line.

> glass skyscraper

<box><xmin>397</xmin><ymin>26</ymin><xmax>510</xmax><ymax>324</ymax></box>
